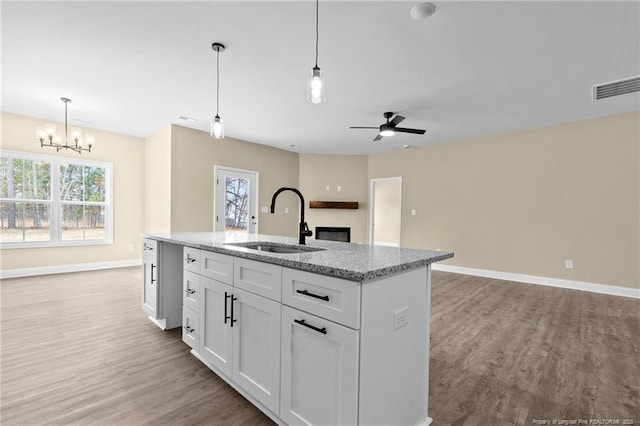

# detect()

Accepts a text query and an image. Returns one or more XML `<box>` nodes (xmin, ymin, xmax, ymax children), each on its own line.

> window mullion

<box><xmin>51</xmin><ymin>161</ymin><xmax>60</xmax><ymax>242</ymax></box>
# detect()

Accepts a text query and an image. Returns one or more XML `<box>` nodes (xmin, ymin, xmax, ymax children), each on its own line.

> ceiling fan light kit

<box><xmin>350</xmin><ymin>111</ymin><xmax>426</xmax><ymax>142</ymax></box>
<box><xmin>210</xmin><ymin>42</ymin><xmax>226</xmax><ymax>139</ymax></box>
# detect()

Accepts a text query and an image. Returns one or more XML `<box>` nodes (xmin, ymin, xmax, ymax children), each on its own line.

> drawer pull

<box><xmin>183</xmin><ymin>325</ymin><xmax>195</xmax><ymax>333</ymax></box>
<box><xmin>184</xmin><ymin>288</ymin><xmax>196</xmax><ymax>295</ymax></box>
<box><xmin>294</xmin><ymin>319</ymin><xmax>327</xmax><ymax>335</ymax></box>
<box><xmin>150</xmin><ymin>264</ymin><xmax>156</xmax><ymax>284</ymax></box>
<box><xmin>296</xmin><ymin>289</ymin><xmax>329</xmax><ymax>301</ymax></box>
<box><xmin>185</xmin><ymin>255</ymin><xmax>197</xmax><ymax>264</ymax></box>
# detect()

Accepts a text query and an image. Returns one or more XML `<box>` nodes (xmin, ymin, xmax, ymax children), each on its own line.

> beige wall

<box><xmin>169</xmin><ymin>125</ymin><xmax>300</xmax><ymax>237</ymax></box>
<box><xmin>0</xmin><ymin>112</ymin><xmax>145</xmax><ymax>270</ymax></box>
<box><xmin>299</xmin><ymin>154</ymin><xmax>369</xmax><ymax>243</ymax></box>
<box><xmin>144</xmin><ymin>125</ymin><xmax>172</xmax><ymax>233</ymax></box>
<box><xmin>369</xmin><ymin>112</ymin><xmax>640</xmax><ymax>290</ymax></box>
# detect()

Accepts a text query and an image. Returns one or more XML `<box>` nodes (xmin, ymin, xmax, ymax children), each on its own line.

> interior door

<box><xmin>214</xmin><ymin>167</ymin><xmax>258</xmax><ymax>234</ymax></box>
<box><xmin>369</xmin><ymin>177</ymin><xmax>402</xmax><ymax>247</ymax></box>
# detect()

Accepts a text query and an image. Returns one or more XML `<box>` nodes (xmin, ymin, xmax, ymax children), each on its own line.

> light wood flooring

<box><xmin>1</xmin><ymin>267</ymin><xmax>638</xmax><ymax>425</ymax></box>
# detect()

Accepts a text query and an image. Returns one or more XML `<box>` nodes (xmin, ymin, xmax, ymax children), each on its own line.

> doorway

<box><xmin>369</xmin><ymin>177</ymin><xmax>402</xmax><ymax>247</ymax></box>
<box><xmin>214</xmin><ymin>166</ymin><xmax>259</xmax><ymax>234</ymax></box>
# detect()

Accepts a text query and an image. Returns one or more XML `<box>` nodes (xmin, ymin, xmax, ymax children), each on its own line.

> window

<box><xmin>0</xmin><ymin>150</ymin><xmax>112</xmax><ymax>248</ymax></box>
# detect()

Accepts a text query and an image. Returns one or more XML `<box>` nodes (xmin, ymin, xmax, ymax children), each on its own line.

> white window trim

<box><xmin>0</xmin><ymin>150</ymin><xmax>113</xmax><ymax>249</ymax></box>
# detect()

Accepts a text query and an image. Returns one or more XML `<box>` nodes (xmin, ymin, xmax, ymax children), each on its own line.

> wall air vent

<box><xmin>593</xmin><ymin>76</ymin><xmax>640</xmax><ymax>100</ymax></box>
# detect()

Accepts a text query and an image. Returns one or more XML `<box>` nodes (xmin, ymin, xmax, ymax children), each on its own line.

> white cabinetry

<box><xmin>142</xmin><ymin>238</ymin><xmax>182</xmax><ymax>330</ymax></box>
<box><xmin>189</xmin><ymin>251</ymin><xmax>282</xmax><ymax>415</ymax></box>
<box><xmin>232</xmin><ymin>287</ymin><xmax>281</xmax><ymax>413</ymax></box>
<box><xmin>142</xmin><ymin>239</ymin><xmax>158</xmax><ymax>318</ymax></box>
<box><xmin>144</xmin><ymin>237</ymin><xmax>435</xmax><ymax>425</ymax></box>
<box><xmin>280</xmin><ymin>305</ymin><xmax>359</xmax><ymax>426</ymax></box>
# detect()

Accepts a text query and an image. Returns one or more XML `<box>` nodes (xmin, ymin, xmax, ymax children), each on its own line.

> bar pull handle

<box><xmin>294</xmin><ymin>319</ymin><xmax>327</xmax><ymax>335</ymax></box>
<box><xmin>224</xmin><ymin>292</ymin><xmax>231</xmax><ymax>324</ymax></box>
<box><xmin>183</xmin><ymin>325</ymin><xmax>195</xmax><ymax>333</ymax></box>
<box><xmin>230</xmin><ymin>295</ymin><xmax>238</xmax><ymax>327</ymax></box>
<box><xmin>150</xmin><ymin>264</ymin><xmax>156</xmax><ymax>284</ymax></box>
<box><xmin>296</xmin><ymin>289</ymin><xmax>329</xmax><ymax>301</ymax></box>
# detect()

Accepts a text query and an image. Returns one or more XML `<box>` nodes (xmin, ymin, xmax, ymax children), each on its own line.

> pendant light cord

<box><xmin>216</xmin><ymin>49</ymin><xmax>220</xmax><ymax>116</ymax></box>
<box><xmin>315</xmin><ymin>0</ymin><xmax>319</xmax><ymax>67</ymax></box>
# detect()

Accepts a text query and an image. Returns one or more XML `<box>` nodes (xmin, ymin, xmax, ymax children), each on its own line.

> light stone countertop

<box><xmin>144</xmin><ymin>231</ymin><xmax>453</xmax><ymax>282</ymax></box>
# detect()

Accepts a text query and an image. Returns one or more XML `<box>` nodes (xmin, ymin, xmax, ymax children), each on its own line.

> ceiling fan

<box><xmin>350</xmin><ymin>112</ymin><xmax>426</xmax><ymax>141</ymax></box>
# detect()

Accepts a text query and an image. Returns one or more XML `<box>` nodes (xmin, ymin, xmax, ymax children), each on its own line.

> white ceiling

<box><xmin>2</xmin><ymin>1</ymin><xmax>639</xmax><ymax>155</ymax></box>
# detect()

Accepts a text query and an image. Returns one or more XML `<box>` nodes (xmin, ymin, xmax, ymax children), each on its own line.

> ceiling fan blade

<box><xmin>350</xmin><ymin>126</ymin><xmax>378</xmax><ymax>129</ymax></box>
<box><xmin>373</xmin><ymin>134</ymin><xmax>383</xmax><ymax>141</ymax></box>
<box><xmin>394</xmin><ymin>127</ymin><xmax>426</xmax><ymax>135</ymax></box>
<box><xmin>389</xmin><ymin>115</ymin><xmax>405</xmax><ymax>126</ymax></box>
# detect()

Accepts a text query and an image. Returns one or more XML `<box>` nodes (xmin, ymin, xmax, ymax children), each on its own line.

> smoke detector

<box><xmin>411</xmin><ymin>2</ymin><xmax>436</xmax><ymax>20</ymax></box>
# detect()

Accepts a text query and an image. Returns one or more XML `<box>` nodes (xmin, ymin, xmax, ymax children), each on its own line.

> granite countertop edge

<box><xmin>145</xmin><ymin>232</ymin><xmax>454</xmax><ymax>282</ymax></box>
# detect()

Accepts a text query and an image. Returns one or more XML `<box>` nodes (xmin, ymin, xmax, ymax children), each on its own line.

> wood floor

<box><xmin>1</xmin><ymin>268</ymin><xmax>638</xmax><ymax>425</ymax></box>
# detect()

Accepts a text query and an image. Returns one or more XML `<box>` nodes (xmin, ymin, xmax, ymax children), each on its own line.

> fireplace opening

<box><xmin>315</xmin><ymin>227</ymin><xmax>351</xmax><ymax>243</ymax></box>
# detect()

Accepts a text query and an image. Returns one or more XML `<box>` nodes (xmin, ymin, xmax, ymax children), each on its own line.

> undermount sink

<box><xmin>224</xmin><ymin>241</ymin><xmax>326</xmax><ymax>254</ymax></box>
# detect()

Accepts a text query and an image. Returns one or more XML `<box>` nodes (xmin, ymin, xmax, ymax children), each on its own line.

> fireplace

<box><xmin>315</xmin><ymin>226</ymin><xmax>351</xmax><ymax>243</ymax></box>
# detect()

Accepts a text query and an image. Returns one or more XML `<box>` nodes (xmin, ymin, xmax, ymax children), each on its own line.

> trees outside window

<box><xmin>0</xmin><ymin>151</ymin><xmax>112</xmax><ymax>247</ymax></box>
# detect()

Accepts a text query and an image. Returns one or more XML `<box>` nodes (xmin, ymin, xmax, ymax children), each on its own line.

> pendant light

<box><xmin>307</xmin><ymin>0</ymin><xmax>324</xmax><ymax>104</ymax></box>
<box><xmin>211</xmin><ymin>42</ymin><xmax>226</xmax><ymax>139</ymax></box>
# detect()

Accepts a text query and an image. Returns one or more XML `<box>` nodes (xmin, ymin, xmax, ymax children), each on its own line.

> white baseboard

<box><xmin>431</xmin><ymin>264</ymin><xmax>639</xmax><ymax>299</ymax></box>
<box><xmin>0</xmin><ymin>259</ymin><xmax>142</xmax><ymax>279</ymax></box>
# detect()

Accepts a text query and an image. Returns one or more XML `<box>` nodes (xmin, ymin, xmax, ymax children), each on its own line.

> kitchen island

<box><xmin>142</xmin><ymin>231</ymin><xmax>453</xmax><ymax>426</ymax></box>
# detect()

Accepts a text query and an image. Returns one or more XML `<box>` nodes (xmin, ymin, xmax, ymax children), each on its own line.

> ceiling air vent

<box><xmin>593</xmin><ymin>76</ymin><xmax>640</xmax><ymax>100</ymax></box>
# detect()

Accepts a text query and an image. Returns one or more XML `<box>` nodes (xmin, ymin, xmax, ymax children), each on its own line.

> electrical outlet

<box><xmin>325</xmin><ymin>185</ymin><xmax>330</xmax><ymax>191</ymax></box>
<box><xmin>128</xmin><ymin>243</ymin><xmax>134</xmax><ymax>252</ymax></box>
<box><xmin>565</xmin><ymin>260</ymin><xmax>574</xmax><ymax>269</ymax></box>
<box><xmin>285</xmin><ymin>207</ymin><xmax>289</xmax><ymax>214</ymax></box>
<box><xmin>261</xmin><ymin>206</ymin><xmax>268</xmax><ymax>213</ymax></box>
<box><xmin>337</xmin><ymin>185</ymin><xmax>342</xmax><ymax>192</ymax></box>
<box><xmin>393</xmin><ymin>307</ymin><xmax>409</xmax><ymax>330</ymax></box>
<box><xmin>411</xmin><ymin>209</ymin><xmax>416</xmax><ymax>216</ymax></box>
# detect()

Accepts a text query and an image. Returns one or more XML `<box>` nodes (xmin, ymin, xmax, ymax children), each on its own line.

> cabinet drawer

<box><xmin>282</xmin><ymin>268</ymin><xmax>361</xmax><ymax>329</ymax></box>
<box><xmin>183</xmin><ymin>270</ymin><xmax>200</xmax><ymax>313</ymax></box>
<box><xmin>143</xmin><ymin>238</ymin><xmax>158</xmax><ymax>258</ymax></box>
<box><xmin>200</xmin><ymin>251</ymin><xmax>233</xmax><ymax>285</ymax></box>
<box><xmin>183</xmin><ymin>246</ymin><xmax>201</xmax><ymax>273</ymax></box>
<box><xmin>182</xmin><ymin>306</ymin><xmax>200</xmax><ymax>349</ymax></box>
<box><xmin>234</xmin><ymin>258</ymin><xmax>282</xmax><ymax>302</ymax></box>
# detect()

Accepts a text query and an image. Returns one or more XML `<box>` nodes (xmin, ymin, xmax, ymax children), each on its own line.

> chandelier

<box><xmin>36</xmin><ymin>97</ymin><xmax>95</xmax><ymax>154</ymax></box>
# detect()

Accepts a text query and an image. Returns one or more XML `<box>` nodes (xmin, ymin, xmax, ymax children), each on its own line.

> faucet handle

<box><xmin>302</xmin><ymin>222</ymin><xmax>313</xmax><ymax>237</ymax></box>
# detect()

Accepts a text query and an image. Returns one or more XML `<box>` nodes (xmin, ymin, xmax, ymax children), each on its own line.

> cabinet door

<box><xmin>199</xmin><ymin>276</ymin><xmax>233</xmax><ymax>377</ymax></box>
<box><xmin>232</xmin><ymin>287</ymin><xmax>281</xmax><ymax>414</ymax></box>
<box><xmin>142</xmin><ymin>253</ymin><xmax>158</xmax><ymax>318</ymax></box>
<box><xmin>280</xmin><ymin>306</ymin><xmax>359</xmax><ymax>426</ymax></box>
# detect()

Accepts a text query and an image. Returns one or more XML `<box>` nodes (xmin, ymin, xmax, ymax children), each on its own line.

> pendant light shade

<box><xmin>211</xmin><ymin>42</ymin><xmax>226</xmax><ymax>139</ymax></box>
<box><xmin>308</xmin><ymin>0</ymin><xmax>324</xmax><ymax>104</ymax></box>
<box><xmin>211</xmin><ymin>114</ymin><xmax>224</xmax><ymax>139</ymax></box>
